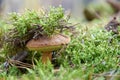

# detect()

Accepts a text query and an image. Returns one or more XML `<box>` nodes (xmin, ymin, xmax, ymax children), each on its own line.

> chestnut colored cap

<box><xmin>26</xmin><ymin>34</ymin><xmax>70</xmax><ymax>52</ymax></box>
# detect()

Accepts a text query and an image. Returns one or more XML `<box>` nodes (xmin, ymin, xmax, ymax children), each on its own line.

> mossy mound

<box><xmin>84</xmin><ymin>2</ymin><xmax>115</xmax><ymax>21</ymax></box>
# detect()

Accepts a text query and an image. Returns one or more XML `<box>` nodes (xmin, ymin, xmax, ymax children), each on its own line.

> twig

<box><xmin>4</xmin><ymin>51</ymin><xmax>28</xmax><ymax>69</ymax></box>
<box><xmin>9</xmin><ymin>60</ymin><xmax>33</xmax><ymax>68</ymax></box>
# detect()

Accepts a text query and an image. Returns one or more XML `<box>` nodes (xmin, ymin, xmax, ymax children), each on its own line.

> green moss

<box><xmin>84</xmin><ymin>2</ymin><xmax>115</xmax><ymax>20</ymax></box>
<box><xmin>9</xmin><ymin>6</ymin><xmax>66</xmax><ymax>37</ymax></box>
<box><xmin>89</xmin><ymin>2</ymin><xmax>114</xmax><ymax>15</ymax></box>
<box><xmin>59</xmin><ymin>22</ymin><xmax>120</xmax><ymax>73</ymax></box>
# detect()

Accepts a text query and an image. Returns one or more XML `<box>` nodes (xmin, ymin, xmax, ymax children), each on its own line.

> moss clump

<box><xmin>9</xmin><ymin>6</ymin><xmax>65</xmax><ymax>37</ymax></box>
<box><xmin>84</xmin><ymin>2</ymin><xmax>115</xmax><ymax>21</ymax></box>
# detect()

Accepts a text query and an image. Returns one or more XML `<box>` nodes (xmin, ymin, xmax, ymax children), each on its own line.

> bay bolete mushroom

<box><xmin>106</xmin><ymin>0</ymin><xmax>120</xmax><ymax>13</ymax></box>
<box><xmin>26</xmin><ymin>34</ymin><xmax>70</xmax><ymax>64</ymax></box>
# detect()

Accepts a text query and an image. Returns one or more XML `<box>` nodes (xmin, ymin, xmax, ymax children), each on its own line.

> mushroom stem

<box><xmin>42</xmin><ymin>52</ymin><xmax>52</xmax><ymax>64</ymax></box>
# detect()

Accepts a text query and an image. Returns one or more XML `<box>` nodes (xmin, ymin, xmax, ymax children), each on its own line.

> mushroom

<box><xmin>106</xmin><ymin>0</ymin><xmax>120</xmax><ymax>13</ymax></box>
<box><xmin>26</xmin><ymin>34</ymin><xmax>70</xmax><ymax>64</ymax></box>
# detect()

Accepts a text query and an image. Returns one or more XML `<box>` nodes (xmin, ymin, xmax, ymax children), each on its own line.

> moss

<box><xmin>84</xmin><ymin>2</ymin><xmax>115</xmax><ymax>21</ymax></box>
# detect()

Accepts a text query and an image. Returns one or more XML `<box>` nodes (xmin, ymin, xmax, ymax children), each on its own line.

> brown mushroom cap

<box><xmin>26</xmin><ymin>34</ymin><xmax>70</xmax><ymax>52</ymax></box>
